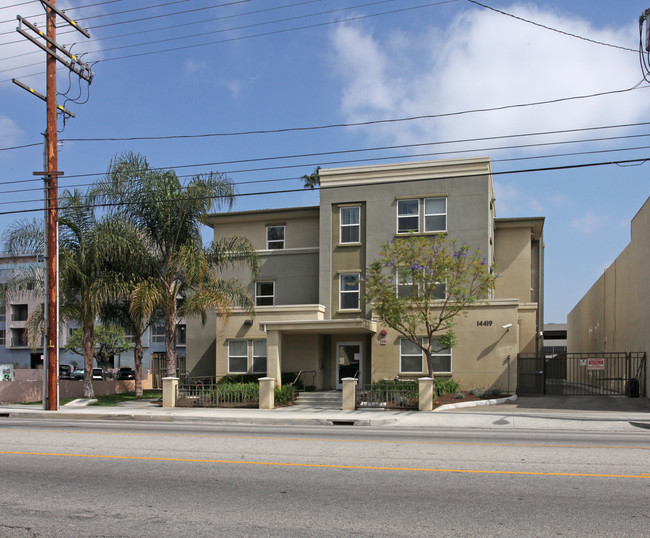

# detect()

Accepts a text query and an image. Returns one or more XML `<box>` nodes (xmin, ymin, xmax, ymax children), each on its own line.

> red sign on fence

<box><xmin>587</xmin><ymin>358</ymin><xmax>605</xmax><ymax>371</ymax></box>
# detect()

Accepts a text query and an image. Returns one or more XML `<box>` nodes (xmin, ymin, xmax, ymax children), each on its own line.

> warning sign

<box><xmin>587</xmin><ymin>358</ymin><xmax>605</xmax><ymax>371</ymax></box>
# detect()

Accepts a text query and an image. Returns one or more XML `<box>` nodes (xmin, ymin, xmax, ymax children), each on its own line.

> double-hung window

<box><xmin>397</xmin><ymin>199</ymin><xmax>419</xmax><ymax>233</ymax></box>
<box><xmin>266</xmin><ymin>226</ymin><xmax>285</xmax><ymax>249</ymax></box>
<box><xmin>400</xmin><ymin>338</ymin><xmax>424</xmax><ymax>373</ymax></box>
<box><xmin>340</xmin><ymin>206</ymin><xmax>360</xmax><ymax>244</ymax></box>
<box><xmin>399</xmin><ymin>337</ymin><xmax>452</xmax><ymax>374</ymax></box>
<box><xmin>228</xmin><ymin>341</ymin><xmax>248</xmax><ymax>373</ymax></box>
<box><xmin>227</xmin><ymin>340</ymin><xmax>268</xmax><ymax>374</ymax></box>
<box><xmin>151</xmin><ymin>324</ymin><xmax>165</xmax><ymax>343</ymax></box>
<box><xmin>252</xmin><ymin>340</ymin><xmax>267</xmax><ymax>374</ymax></box>
<box><xmin>255</xmin><ymin>281</ymin><xmax>275</xmax><ymax>306</ymax></box>
<box><xmin>397</xmin><ymin>197</ymin><xmax>447</xmax><ymax>234</ymax></box>
<box><xmin>339</xmin><ymin>273</ymin><xmax>360</xmax><ymax>310</ymax></box>
<box><xmin>397</xmin><ymin>268</ymin><xmax>417</xmax><ymax>298</ymax></box>
<box><xmin>424</xmin><ymin>197</ymin><xmax>447</xmax><ymax>232</ymax></box>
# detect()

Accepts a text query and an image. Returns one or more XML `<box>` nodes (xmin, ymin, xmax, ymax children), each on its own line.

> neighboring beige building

<box><xmin>187</xmin><ymin>157</ymin><xmax>544</xmax><ymax>393</ymax></box>
<box><xmin>568</xmin><ymin>196</ymin><xmax>650</xmax><ymax>394</ymax></box>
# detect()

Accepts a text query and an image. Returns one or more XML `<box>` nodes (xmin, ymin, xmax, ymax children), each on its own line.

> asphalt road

<box><xmin>1</xmin><ymin>419</ymin><xmax>649</xmax><ymax>536</ymax></box>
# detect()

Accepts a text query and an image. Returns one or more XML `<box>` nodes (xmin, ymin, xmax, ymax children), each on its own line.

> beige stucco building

<box><xmin>568</xmin><ymin>196</ymin><xmax>650</xmax><ymax>394</ymax></box>
<box><xmin>187</xmin><ymin>157</ymin><xmax>544</xmax><ymax>392</ymax></box>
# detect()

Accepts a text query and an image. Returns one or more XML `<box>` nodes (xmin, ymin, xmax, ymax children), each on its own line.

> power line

<box><xmin>0</xmin><ymin>156</ymin><xmax>647</xmax><ymax>217</ymax></box>
<box><xmin>466</xmin><ymin>0</ymin><xmax>637</xmax><ymax>53</ymax></box>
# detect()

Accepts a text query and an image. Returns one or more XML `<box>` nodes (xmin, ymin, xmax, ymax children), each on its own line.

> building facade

<box><xmin>568</xmin><ymin>196</ymin><xmax>649</xmax><ymax>393</ymax></box>
<box><xmin>187</xmin><ymin>157</ymin><xmax>544</xmax><ymax>392</ymax></box>
<box><xmin>0</xmin><ymin>254</ymin><xmax>185</xmax><ymax>373</ymax></box>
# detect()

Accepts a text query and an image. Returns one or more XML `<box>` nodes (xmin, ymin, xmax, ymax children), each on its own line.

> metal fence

<box><xmin>356</xmin><ymin>383</ymin><xmax>419</xmax><ymax>409</ymax></box>
<box><xmin>517</xmin><ymin>352</ymin><xmax>646</xmax><ymax>397</ymax></box>
<box><xmin>177</xmin><ymin>378</ymin><xmax>259</xmax><ymax>408</ymax></box>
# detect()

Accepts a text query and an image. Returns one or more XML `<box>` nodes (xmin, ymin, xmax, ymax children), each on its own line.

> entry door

<box><xmin>336</xmin><ymin>342</ymin><xmax>362</xmax><ymax>389</ymax></box>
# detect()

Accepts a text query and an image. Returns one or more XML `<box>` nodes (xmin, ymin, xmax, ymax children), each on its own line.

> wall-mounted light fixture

<box><xmin>244</xmin><ymin>320</ymin><xmax>253</xmax><ymax>326</ymax></box>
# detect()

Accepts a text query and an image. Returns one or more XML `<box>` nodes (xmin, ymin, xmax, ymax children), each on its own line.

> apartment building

<box><xmin>187</xmin><ymin>157</ymin><xmax>544</xmax><ymax>392</ymax></box>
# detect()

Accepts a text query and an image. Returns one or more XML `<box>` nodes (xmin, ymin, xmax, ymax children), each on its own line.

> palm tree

<box><xmin>3</xmin><ymin>190</ymin><xmax>131</xmax><ymax>398</ymax></box>
<box><xmin>95</xmin><ymin>152</ymin><xmax>260</xmax><ymax>378</ymax></box>
<box><xmin>302</xmin><ymin>166</ymin><xmax>321</xmax><ymax>189</ymax></box>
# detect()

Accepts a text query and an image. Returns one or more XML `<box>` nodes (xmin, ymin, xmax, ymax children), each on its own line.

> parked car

<box><xmin>116</xmin><ymin>367</ymin><xmax>135</xmax><ymax>380</ymax></box>
<box><xmin>92</xmin><ymin>368</ymin><xmax>103</xmax><ymax>380</ymax></box>
<box><xmin>72</xmin><ymin>369</ymin><xmax>84</xmax><ymax>380</ymax></box>
<box><xmin>59</xmin><ymin>365</ymin><xmax>73</xmax><ymax>380</ymax></box>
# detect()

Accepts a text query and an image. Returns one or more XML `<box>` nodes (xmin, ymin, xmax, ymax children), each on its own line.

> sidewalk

<box><xmin>2</xmin><ymin>395</ymin><xmax>650</xmax><ymax>431</ymax></box>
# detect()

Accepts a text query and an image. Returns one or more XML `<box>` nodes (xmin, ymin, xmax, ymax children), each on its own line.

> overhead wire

<box><xmin>0</xmin><ymin>156</ymin><xmax>647</xmax><ymax>218</ymax></box>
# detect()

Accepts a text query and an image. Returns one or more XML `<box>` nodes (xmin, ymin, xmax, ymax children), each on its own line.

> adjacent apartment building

<box><xmin>186</xmin><ymin>157</ymin><xmax>544</xmax><ymax>392</ymax></box>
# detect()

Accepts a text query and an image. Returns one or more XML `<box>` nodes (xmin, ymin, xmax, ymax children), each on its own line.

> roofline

<box><xmin>204</xmin><ymin>205</ymin><xmax>319</xmax><ymax>226</ymax></box>
<box><xmin>495</xmin><ymin>217</ymin><xmax>545</xmax><ymax>240</ymax></box>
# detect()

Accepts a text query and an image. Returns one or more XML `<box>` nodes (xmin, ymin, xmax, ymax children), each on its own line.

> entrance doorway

<box><xmin>336</xmin><ymin>342</ymin><xmax>362</xmax><ymax>389</ymax></box>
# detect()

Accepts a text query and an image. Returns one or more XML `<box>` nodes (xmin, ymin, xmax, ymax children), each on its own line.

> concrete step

<box><xmin>294</xmin><ymin>391</ymin><xmax>342</xmax><ymax>408</ymax></box>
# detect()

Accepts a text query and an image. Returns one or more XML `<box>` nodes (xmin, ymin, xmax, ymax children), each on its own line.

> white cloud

<box><xmin>328</xmin><ymin>4</ymin><xmax>650</xmax><ymax>151</ymax></box>
<box><xmin>0</xmin><ymin>116</ymin><xmax>23</xmax><ymax>147</ymax></box>
<box><xmin>570</xmin><ymin>212</ymin><xmax>607</xmax><ymax>233</ymax></box>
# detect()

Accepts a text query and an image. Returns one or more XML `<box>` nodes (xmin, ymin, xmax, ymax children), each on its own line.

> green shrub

<box><xmin>274</xmin><ymin>385</ymin><xmax>295</xmax><ymax>406</ymax></box>
<box><xmin>435</xmin><ymin>378</ymin><xmax>460</xmax><ymax>396</ymax></box>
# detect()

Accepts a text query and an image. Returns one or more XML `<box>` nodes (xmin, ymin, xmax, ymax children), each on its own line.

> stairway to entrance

<box><xmin>294</xmin><ymin>390</ymin><xmax>341</xmax><ymax>409</ymax></box>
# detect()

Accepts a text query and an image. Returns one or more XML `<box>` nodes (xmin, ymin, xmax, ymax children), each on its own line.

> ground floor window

<box><xmin>399</xmin><ymin>337</ymin><xmax>452</xmax><ymax>374</ymax></box>
<box><xmin>228</xmin><ymin>339</ymin><xmax>267</xmax><ymax>374</ymax></box>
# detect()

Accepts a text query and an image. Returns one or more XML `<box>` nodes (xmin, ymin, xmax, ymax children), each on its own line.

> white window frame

<box><xmin>424</xmin><ymin>197</ymin><xmax>447</xmax><ymax>233</ymax></box>
<box><xmin>339</xmin><ymin>205</ymin><xmax>360</xmax><ymax>244</ymax></box>
<box><xmin>252</xmin><ymin>340</ymin><xmax>267</xmax><ymax>374</ymax></box>
<box><xmin>397</xmin><ymin>199</ymin><xmax>419</xmax><ymax>233</ymax></box>
<box><xmin>151</xmin><ymin>324</ymin><xmax>165</xmax><ymax>343</ymax></box>
<box><xmin>266</xmin><ymin>225</ymin><xmax>285</xmax><ymax>250</ymax></box>
<box><xmin>339</xmin><ymin>273</ymin><xmax>360</xmax><ymax>311</ymax></box>
<box><xmin>228</xmin><ymin>340</ymin><xmax>249</xmax><ymax>374</ymax></box>
<box><xmin>399</xmin><ymin>337</ymin><xmax>452</xmax><ymax>374</ymax></box>
<box><xmin>255</xmin><ymin>281</ymin><xmax>275</xmax><ymax>306</ymax></box>
<box><xmin>400</xmin><ymin>338</ymin><xmax>424</xmax><ymax>373</ymax></box>
<box><xmin>397</xmin><ymin>268</ymin><xmax>418</xmax><ymax>298</ymax></box>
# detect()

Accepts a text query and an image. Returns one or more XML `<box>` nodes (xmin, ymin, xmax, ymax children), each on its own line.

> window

<box><xmin>228</xmin><ymin>340</ymin><xmax>248</xmax><ymax>373</ymax></box>
<box><xmin>400</xmin><ymin>338</ymin><xmax>423</xmax><ymax>373</ymax></box>
<box><xmin>11</xmin><ymin>304</ymin><xmax>28</xmax><ymax>322</ymax></box>
<box><xmin>0</xmin><ymin>329</ymin><xmax>5</xmax><ymax>346</ymax></box>
<box><xmin>397</xmin><ymin>197</ymin><xmax>447</xmax><ymax>234</ymax></box>
<box><xmin>424</xmin><ymin>197</ymin><xmax>447</xmax><ymax>232</ymax></box>
<box><xmin>11</xmin><ymin>328</ymin><xmax>27</xmax><ymax>347</ymax></box>
<box><xmin>430</xmin><ymin>338</ymin><xmax>452</xmax><ymax>373</ymax></box>
<box><xmin>397</xmin><ymin>268</ymin><xmax>417</xmax><ymax>298</ymax></box>
<box><xmin>0</xmin><ymin>305</ymin><xmax>6</xmax><ymax>322</ymax></box>
<box><xmin>339</xmin><ymin>273</ymin><xmax>360</xmax><ymax>310</ymax></box>
<box><xmin>399</xmin><ymin>337</ymin><xmax>452</xmax><ymax>374</ymax></box>
<box><xmin>431</xmin><ymin>282</ymin><xmax>447</xmax><ymax>300</ymax></box>
<box><xmin>255</xmin><ymin>281</ymin><xmax>275</xmax><ymax>306</ymax></box>
<box><xmin>252</xmin><ymin>340</ymin><xmax>267</xmax><ymax>374</ymax></box>
<box><xmin>397</xmin><ymin>199</ymin><xmax>419</xmax><ymax>233</ymax></box>
<box><xmin>176</xmin><ymin>324</ymin><xmax>186</xmax><ymax>346</ymax></box>
<box><xmin>340</xmin><ymin>206</ymin><xmax>360</xmax><ymax>244</ymax></box>
<box><xmin>151</xmin><ymin>324</ymin><xmax>165</xmax><ymax>343</ymax></box>
<box><xmin>266</xmin><ymin>226</ymin><xmax>285</xmax><ymax>249</ymax></box>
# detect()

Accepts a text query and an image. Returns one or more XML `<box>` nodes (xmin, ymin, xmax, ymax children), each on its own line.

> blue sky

<box><xmin>1</xmin><ymin>0</ymin><xmax>649</xmax><ymax>323</ymax></box>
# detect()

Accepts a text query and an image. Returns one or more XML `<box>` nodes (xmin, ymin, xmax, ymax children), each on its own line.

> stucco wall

<box><xmin>568</xmin><ymin>197</ymin><xmax>650</xmax><ymax>393</ymax></box>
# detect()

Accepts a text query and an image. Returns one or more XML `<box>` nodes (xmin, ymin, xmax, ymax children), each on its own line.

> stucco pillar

<box><xmin>259</xmin><ymin>377</ymin><xmax>275</xmax><ymax>409</ymax></box>
<box><xmin>162</xmin><ymin>377</ymin><xmax>178</xmax><ymax>408</ymax></box>
<box><xmin>342</xmin><ymin>377</ymin><xmax>358</xmax><ymax>410</ymax></box>
<box><xmin>266</xmin><ymin>329</ymin><xmax>282</xmax><ymax>388</ymax></box>
<box><xmin>418</xmin><ymin>377</ymin><xmax>434</xmax><ymax>411</ymax></box>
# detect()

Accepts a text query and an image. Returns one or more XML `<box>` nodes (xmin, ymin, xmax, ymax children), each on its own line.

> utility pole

<box><xmin>14</xmin><ymin>1</ymin><xmax>92</xmax><ymax>411</ymax></box>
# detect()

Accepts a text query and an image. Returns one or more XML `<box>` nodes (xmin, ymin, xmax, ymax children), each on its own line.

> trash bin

<box><xmin>626</xmin><ymin>378</ymin><xmax>640</xmax><ymax>398</ymax></box>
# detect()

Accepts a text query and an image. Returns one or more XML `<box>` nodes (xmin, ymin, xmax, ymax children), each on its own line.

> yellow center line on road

<box><xmin>0</xmin><ymin>450</ymin><xmax>647</xmax><ymax>479</ymax></box>
<box><xmin>1</xmin><ymin>427</ymin><xmax>649</xmax><ymax>450</ymax></box>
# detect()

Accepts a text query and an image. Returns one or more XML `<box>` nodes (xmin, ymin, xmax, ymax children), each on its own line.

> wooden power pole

<box><xmin>13</xmin><ymin>1</ymin><xmax>93</xmax><ymax>411</ymax></box>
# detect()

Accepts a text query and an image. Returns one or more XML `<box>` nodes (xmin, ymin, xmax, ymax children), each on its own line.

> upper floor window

<box><xmin>340</xmin><ymin>206</ymin><xmax>360</xmax><ymax>244</ymax></box>
<box><xmin>0</xmin><ymin>329</ymin><xmax>5</xmax><ymax>346</ymax></box>
<box><xmin>0</xmin><ymin>305</ymin><xmax>5</xmax><ymax>322</ymax></box>
<box><xmin>397</xmin><ymin>199</ymin><xmax>419</xmax><ymax>233</ymax></box>
<box><xmin>397</xmin><ymin>197</ymin><xmax>447</xmax><ymax>234</ymax></box>
<box><xmin>424</xmin><ymin>197</ymin><xmax>447</xmax><ymax>232</ymax></box>
<box><xmin>11</xmin><ymin>304</ymin><xmax>28</xmax><ymax>322</ymax></box>
<box><xmin>339</xmin><ymin>273</ymin><xmax>360</xmax><ymax>310</ymax></box>
<box><xmin>176</xmin><ymin>324</ymin><xmax>186</xmax><ymax>346</ymax></box>
<box><xmin>152</xmin><ymin>324</ymin><xmax>165</xmax><ymax>343</ymax></box>
<box><xmin>397</xmin><ymin>268</ymin><xmax>417</xmax><ymax>298</ymax></box>
<box><xmin>266</xmin><ymin>226</ymin><xmax>285</xmax><ymax>249</ymax></box>
<box><xmin>255</xmin><ymin>281</ymin><xmax>275</xmax><ymax>306</ymax></box>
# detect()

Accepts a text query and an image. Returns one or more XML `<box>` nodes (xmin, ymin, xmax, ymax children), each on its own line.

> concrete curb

<box><xmin>434</xmin><ymin>393</ymin><xmax>518</xmax><ymax>412</ymax></box>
